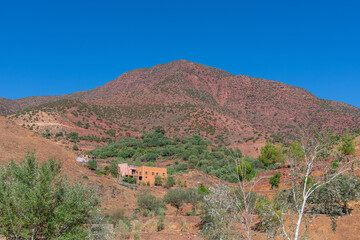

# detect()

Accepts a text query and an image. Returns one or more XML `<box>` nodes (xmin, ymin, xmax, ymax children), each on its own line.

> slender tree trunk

<box><xmin>344</xmin><ymin>202</ymin><xmax>349</xmax><ymax>215</ymax></box>
<box><xmin>294</xmin><ymin>199</ymin><xmax>307</xmax><ymax>240</ymax></box>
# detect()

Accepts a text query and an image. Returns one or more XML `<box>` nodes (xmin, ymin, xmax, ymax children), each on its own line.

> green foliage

<box><xmin>258</xmin><ymin>142</ymin><xmax>285</xmax><ymax>166</ymax></box>
<box><xmin>66</xmin><ymin>132</ymin><xmax>79</xmax><ymax>143</ymax></box>
<box><xmin>157</xmin><ymin>213</ymin><xmax>165</xmax><ymax>232</ymax></box>
<box><xmin>87</xmin><ymin>131</ymin><xmax>244</xmax><ymax>183</ymax></box>
<box><xmin>0</xmin><ymin>153</ymin><xmax>100</xmax><ymax>239</ymax></box>
<box><xmin>154</xmin><ymin>176</ymin><xmax>163</xmax><ymax>186</ymax></box>
<box><xmin>153</xmin><ymin>126</ymin><xmax>166</xmax><ymax>135</ymax></box>
<box><xmin>137</xmin><ymin>192</ymin><xmax>166</xmax><ymax>216</ymax></box>
<box><xmin>269</xmin><ymin>172</ymin><xmax>282</xmax><ymax>189</ymax></box>
<box><xmin>164</xmin><ymin>176</ymin><xmax>175</xmax><ymax>189</ymax></box>
<box><xmin>87</xmin><ymin>159</ymin><xmax>98</xmax><ymax>170</ymax></box>
<box><xmin>72</xmin><ymin>144</ymin><xmax>79</xmax><ymax>151</ymax></box>
<box><xmin>309</xmin><ymin>175</ymin><xmax>360</xmax><ymax>216</ymax></box>
<box><xmin>145</xmin><ymin>152</ymin><xmax>158</xmax><ymax>161</ymax></box>
<box><xmin>163</xmin><ymin>189</ymin><xmax>188</xmax><ymax>212</ymax></box>
<box><xmin>236</xmin><ymin>160</ymin><xmax>256</xmax><ymax>181</ymax></box>
<box><xmin>198</xmin><ymin>184</ymin><xmax>209</xmax><ymax>195</ymax></box>
<box><xmin>123</xmin><ymin>176</ymin><xmax>137</xmax><ymax>184</ymax></box>
<box><xmin>183</xmin><ymin>188</ymin><xmax>202</xmax><ymax>213</ymax></box>
<box><xmin>338</xmin><ymin>131</ymin><xmax>356</xmax><ymax>157</ymax></box>
<box><xmin>256</xmin><ymin>197</ymin><xmax>282</xmax><ymax>237</ymax></box>
<box><xmin>105</xmin><ymin>129</ymin><xmax>116</xmax><ymax>138</ymax></box>
<box><xmin>201</xmin><ymin>184</ymin><xmax>237</xmax><ymax>239</ymax></box>
<box><xmin>109</xmin><ymin>158</ymin><xmax>128</xmax><ymax>177</ymax></box>
<box><xmin>55</xmin><ymin>132</ymin><xmax>63</xmax><ymax>138</ymax></box>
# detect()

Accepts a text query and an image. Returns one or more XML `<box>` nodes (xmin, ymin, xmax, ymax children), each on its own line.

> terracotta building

<box><xmin>118</xmin><ymin>163</ymin><xmax>167</xmax><ymax>185</ymax></box>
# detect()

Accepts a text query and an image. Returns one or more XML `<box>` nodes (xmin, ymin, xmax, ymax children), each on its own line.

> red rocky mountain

<box><xmin>2</xmin><ymin>60</ymin><xmax>359</xmax><ymax>155</ymax></box>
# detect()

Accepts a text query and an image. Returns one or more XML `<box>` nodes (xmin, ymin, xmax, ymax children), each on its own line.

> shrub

<box><xmin>256</xmin><ymin>197</ymin><xmax>282</xmax><ymax>237</ymax></box>
<box><xmin>87</xmin><ymin>159</ymin><xmax>98</xmax><ymax>170</ymax></box>
<box><xmin>137</xmin><ymin>192</ymin><xmax>166</xmax><ymax>216</ymax></box>
<box><xmin>145</xmin><ymin>152</ymin><xmax>158</xmax><ymax>161</ymax></box>
<box><xmin>109</xmin><ymin>158</ymin><xmax>127</xmax><ymax>177</ymax></box>
<box><xmin>198</xmin><ymin>184</ymin><xmax>209</xmax><ymax>195</ymax></box>
<box><xmin>154</xmin><ymin>176</ymin><xmax>163</xmax><ymax>186</ymax></box>
<box><xmin>164</xmin><ymin>189</ymin><xmax>188</xmax><ymax>214</ymax></box>
<box><xmin>269</xmin><ymin>172</ymin><xmax>281</xmax><ymax>189</ymax></box>
<box><xmin>164</xmin><ymin>176</ymin><xmax>175</xmax><ymax>189</ymax></box>
<box><xmin>236</xmin><ymin>161</ymin><xmax>256</xmax><ymax>181</ymax></box>
<box><xmin>184</xmin><ymin>188</ymin><xmax>202</xmax><ymax>213</ymax></box>
<box><xmin>269</xmin><ymin>163</ymin><xmax>280</xmax><ymax>170</ymax></box>
<box><xmin>123</xmin><ymin>176</ymin><xmax>137</xmax><ymax>184</ymax></box>
<box><xmin>73</xmin><ymin>144</ymin><xmax>79</xmax><ymax>151</ymax></box>
<box><xmin>0</xmin><ymin>153</ymin><xmax>100</xmax><ymax>239</ymax></box>
<box><xmin>258</xmin><ymin>142</ymin><xmax>285</xmax><ymax>166</ymax></box>
<box><xmin>157</xmin><ymin>213</ymin><xmax>165</xmax><ymax>232</ymax></box>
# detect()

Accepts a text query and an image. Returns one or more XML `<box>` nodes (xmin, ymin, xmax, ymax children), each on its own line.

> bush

<box><xmin>164</xmin><ymin>176</ymin><xmax>175</xmax><ymax>189</ymax></box>
<box><xmin>256</xmin><ymin>197</ymin><xmax>282</xmax><ymax>237</ymax></box>
<box><xmin>236</xmin><ymin>161</ymin><xmax>256</xmax><ymax>181</ymax></box>
<box><xmin>137</xmin><ymin>192</ymin><xmax>166</xmax><ymax>216</ymax></box>
<box><xmin>109</xmin><ymin>158</ymin><xmax>127</xmax><ymax>178</ymax></box>
<box><xmin>123</xmin><ymin>176</ymin><xmax>137</xmax><ymax>184</ymax></box>
<box><xmin>0</xmin><ymin>152</ymin><xmax>100</xmax><ymax>239</ymax></box>
<box><xmin>87</xmin><ymin>159</ymin><xmax>98</xmax><ymax>170</ymax></box>
<box><xmin>145</xmin><ymin>152</ymin><xmax>158</xmax><ymax>161</ymax></box>
<box><xmin>258</xmin><ymin>142</ymin><xmax>285</xmax><ymax>166</ymax></box>
<box><xmin>157</xmin><ymin>213</ymin><xmax>165</xmax><ymax>232</ymax></box>
<box><xmin>198</xmin><ymin>184</ymin><xmax>209</xmax><ymax>195</ymax></box>
<box><xmin>269</xmin><ymin>163</ymin><xmax>280</xmax><ymax>170</ymax></box>
<box><xmin>269</xmin><ymin>172</ymin><xmax>281</xmax><ymax>189</ymax></box>
<box><xmin>72</xmin><ymin>144</ymin><xmax>79</xmax><ymax>151</ymax></box>
<box><xmin>164</xmin><ymin>189</ymin><xmax>188</xmax><ymax>214</ymax></box>
<box><xmin>154</xmin><ymin>176</ymin><xmax>163</xmax><ymax>186</ymax></box>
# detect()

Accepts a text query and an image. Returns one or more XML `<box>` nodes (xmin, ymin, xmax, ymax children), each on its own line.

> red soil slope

<box><xmin>2</xmin><ymin>60</ymin><xmax>360</xmax><ymax>156</ymax></box>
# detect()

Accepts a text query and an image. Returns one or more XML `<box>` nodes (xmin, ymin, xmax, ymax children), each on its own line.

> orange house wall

<box><xmin>136</xmin><ymin>166</ymin><xmax>167</xmax><ymax>185</ymax></box>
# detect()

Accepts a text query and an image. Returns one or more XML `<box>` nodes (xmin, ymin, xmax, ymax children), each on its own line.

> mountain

<box><xmin>2</xmin><ymin>60</ymin><xmax>360</xmax><ymax>155</ymax></box>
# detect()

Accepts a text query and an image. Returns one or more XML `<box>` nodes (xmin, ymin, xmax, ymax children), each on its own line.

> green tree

<box><xmin>269</xmin><ymin>172</ymin><xmax>281</xmax><ymax>189</ymax></box>
<box><xmin>163</xmin><ymin>189</ymin><xmax>187</xmax><ymax>215</ymax></box>
<box><xmin>154</xmin><ymin>176</ymin><xmax>163</xmax><ymax>186</ymax></box>
<box><xmin>310</xmin><ymin>174</ymin><xmax>360</xmax><ymax>216</ymax></box>
<box><xmin>0</xmin><ymin>153</ymin><xmax>100</xmax><ymax>239</ymax></box>
<box><xmin>338</xmin><ymin>131</ymin><xmax>356</xmax><ymax>159</ymax></box>
<box><xmin>164</xmin><ymin>176</ymin><xmax>175</xmax><ymax>189</ymax></box>
<box><xmin>236</xmin><ymin>160</ymin><xmax>256</xmax><ymax>181</ymax></box>
<box><xmin>256</xmin><ymin>197</ymin><xmax>282</xmax><ymax>238</ymax></box>
<box><xmin>137</xmin><ymin>192</ymin><xmax>166</xmax><ymax>216</ymax></box>
<box><xmin>188</xmin><ymin>155</ymin><xmax>199</xmax><ymax>169</ymax></box>
<box><xmin>184</xmin><ymin>188</ymin><xmax>202</xmax><ymax>214</ymax></box>
<box><xmin>87</xmin><ymin>159</ymin><xmax>98</xmax><ymax>170</ymax></box>
<box><xmin>258</xmin><ymin>142</ymin><xmax>285</xmax><ymax>166</ymax></box>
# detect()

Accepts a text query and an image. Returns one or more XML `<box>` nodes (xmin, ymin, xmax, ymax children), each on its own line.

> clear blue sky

<box><xmin>1</xmin><ymin>0</ymin><xmax>359</xmax><ymax>107</ymax></box>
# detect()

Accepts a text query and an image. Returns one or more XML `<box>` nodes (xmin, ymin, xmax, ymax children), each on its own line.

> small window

<box><xmin>162</xmin><ymin>173</ymin><xmax>165</xmax><ymax>176</ymax></box>
<box><xmin>140</xmin><ymin>171</ymin><xmax>142</xmax><ymax>175</ymax></box>
<box><xmin>145</xmin><ymin>176</ymin><xmax>147</xmax><ymax>179</ymax></box>
<box><xmin>152</xmin><ymin>172</ymin><xmax>154</xmax><ymax>175</ymax></box>
<box><xmin>145</xmin><ymin>171</ymin><xmax>148</xmax><ymax>175</ymax></box>
<box><xmin>156</xmin><ymin>172</ymin><xmax>158</xmax><ymax>176</ymax></box>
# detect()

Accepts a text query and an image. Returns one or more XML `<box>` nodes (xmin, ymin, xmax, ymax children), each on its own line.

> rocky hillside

<box><xmin>2</xmin><ymin>60</ymin><xmax>360</xmax><ymax>155</ymax></box>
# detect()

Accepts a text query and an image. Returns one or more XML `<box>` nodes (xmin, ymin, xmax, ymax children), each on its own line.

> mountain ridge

<box><xmin>2</xmin><ymin>60</ymin><xmax>360</xmax><ymax>156</ymax></box>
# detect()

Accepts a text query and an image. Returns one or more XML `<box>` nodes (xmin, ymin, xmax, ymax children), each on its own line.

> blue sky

<box><xmin>1</xmin><ymin>0</ymin><xmax>359</xmax><ymax>107</ymax></box>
